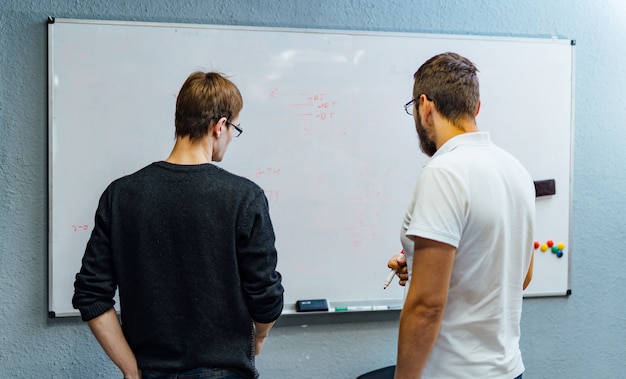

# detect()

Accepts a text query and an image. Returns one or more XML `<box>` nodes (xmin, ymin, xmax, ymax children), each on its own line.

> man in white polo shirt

<box><xmin>389</xmin><ymin>52</ymin><xmax>535</xmax><ymax>379</ymax></box>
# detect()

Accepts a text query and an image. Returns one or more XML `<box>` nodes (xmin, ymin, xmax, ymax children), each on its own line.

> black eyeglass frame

<box><xmin>404</xmin><ymin>99</ymin><xmax>416</xmax><ymax>115</ymax></box>
<box><xmin>226</xmin><ymin>120</ymin><xmax>243</xmax><ymax>137</ymax></box>
<box><xmin>404</xmin><ymin>94</ymin><xmax>433</xmax><ymax>116</ymax></box>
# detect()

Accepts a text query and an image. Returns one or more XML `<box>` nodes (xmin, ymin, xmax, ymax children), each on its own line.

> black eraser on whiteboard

<box><xmin>295</xmin><ymin>299</ymin><xmax>329</xmax><ymax>312</ymax></box>
<box><xmin>534</xmin><ymin>179</ymin><xmax>556</xmax><ymax>197</ymax></box>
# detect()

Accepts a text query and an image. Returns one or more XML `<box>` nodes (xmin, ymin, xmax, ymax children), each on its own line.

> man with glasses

<box><xmin>73</xmin><ymin>71</ymin><xmax>284</xmax><ymax>379</ymax></box>
<box><xmin>388</xmin><ymin>53</ymin><xmax>535</xmax><ymax>379</ymax></box>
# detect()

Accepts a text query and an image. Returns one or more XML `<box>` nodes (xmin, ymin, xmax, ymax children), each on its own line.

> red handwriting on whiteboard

<box><xmin>264</xmin><ymin>190</ymin><xmax>280</xmax><ymax>203</ymax></box>
<box><xmin>346</xmin><ymin>185</ymin><xmax>390</xmax><ymax>246</ymax></box>
<box><xmin>347</xmin><ymin>215</ymin><xmax>378</xmax><ymax>247</ymax></box>
<box><xmin>269</xmin><ymin>89</ymin><xmax>339</xmax><ymax>124</ymax></box>
<box><xmin>71</xmin><ymin>224</ymin><xmax>89</xmax><ymax>232</ymax></box>
<box><xmin>256</xmin><ymin>167</ymin><xmax>281</xmax><ymax>179</ymax></box>
<box><xmin>301</xmin><ymin>93</ymin><xmax>337</xmax><ymax>121</ymax></box>
<box><xmin>248</xmin><ymin>167</ymin><xmax>281</xmax><ymax>202</ymax></box>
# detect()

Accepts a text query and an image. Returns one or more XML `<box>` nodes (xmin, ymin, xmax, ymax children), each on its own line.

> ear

<box><xmin>419</xmin><ymin>94</ymin><xmax>433</xmax><ymax>119</ymax></box>
<box><xmin>475</xmin><ymin>101</ymin><xmax>481</xmax><ymax>116</ymax></box>
<box><xmin>213</xmin><ymin>117</ymin><xmax>228</xmax><ymax>138</ymax></box>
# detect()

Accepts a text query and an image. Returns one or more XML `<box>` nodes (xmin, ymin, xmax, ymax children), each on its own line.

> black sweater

<box><xmin>73</xmin><ymin>161</ymin><xmax>284</xmax><ymax>378</ymax></box>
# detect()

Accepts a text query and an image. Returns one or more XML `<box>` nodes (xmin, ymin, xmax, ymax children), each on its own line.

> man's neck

<box><xmin>434</xmin><ymin>116</ymin><xmax>478</xmax><ymax>150</ymax></box>
<box><xmin>165</xmin><ymin>136</ymin><xmax>213</xmax><ymax>165</ymax></box>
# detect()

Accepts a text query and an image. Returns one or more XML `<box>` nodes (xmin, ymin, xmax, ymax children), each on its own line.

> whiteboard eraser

<box><xmin>295</xmin><ymin>299</ymin><xmax>329</xmax><ymax>312</ymax></box>
<box><xmin>534</xmin><ymin>179</ymin><xmax>556</xmax><ymax>197</ymax></box>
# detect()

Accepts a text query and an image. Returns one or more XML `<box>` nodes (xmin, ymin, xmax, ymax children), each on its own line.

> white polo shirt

<box><xmin>401</xmin><ymin>132</ymin><xmax>535</xmax><ymax>379</ymax></box>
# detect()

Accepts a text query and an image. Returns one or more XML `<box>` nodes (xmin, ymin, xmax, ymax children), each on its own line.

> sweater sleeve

<box><xmin>236</xmin><ymin>189</ymin><xmax>284</xmax><ymax>323</ymax></box>
<box><xmin>72</xmin><ymin>187</ymin><xmax>117</xmax><ymax>321</ymax></box>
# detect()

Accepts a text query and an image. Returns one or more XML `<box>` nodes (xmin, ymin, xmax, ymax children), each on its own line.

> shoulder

<box><xmin>216</xmin><ymin>167</ymin><xmax>264</xmax><ymax>194</ymax></box>
<box><xmin>105</xmin><ymin>162</ymin><xmax>157</xmax><ymax>189</ymax></box>
<box><xmin>211</xmin><ymin>167</ymin><xmax>269</xmax><ymax>211</ymax></box>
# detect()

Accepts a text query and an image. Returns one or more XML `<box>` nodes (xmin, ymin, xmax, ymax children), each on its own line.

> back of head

<box><xmin>413</xmin><ymin>52</ymin><xmax>480</xmax><ymax>125</ymax></box>
<box><xmin>175</xmin><ymin>72</ymin><xmax>243</xmax><ymax>141</ymax></box>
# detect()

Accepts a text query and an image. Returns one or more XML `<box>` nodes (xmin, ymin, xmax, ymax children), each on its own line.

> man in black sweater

<box><xmin>73</xmin><ymin>72</ymin><xmax>284</xmax><ymax>379</ymax></box>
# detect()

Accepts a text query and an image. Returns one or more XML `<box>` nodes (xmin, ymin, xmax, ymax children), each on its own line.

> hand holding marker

<box><xmin>383</xmin><ymin>250</ymin><xmax>405</xmax><ymax>289</ymax></box>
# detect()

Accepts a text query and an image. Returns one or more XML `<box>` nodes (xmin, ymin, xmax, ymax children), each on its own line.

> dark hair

<box><xmin>413</xmin><ymin>52</ymin><xmax>480</xmax><ymax>125</ymax></box>
<box><xmin>174</xmin><ymin>72</ymin><xmax>243</xmax><ymax>141</ymax></box>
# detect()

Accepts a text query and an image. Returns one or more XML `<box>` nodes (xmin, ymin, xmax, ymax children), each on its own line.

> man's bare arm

<box><xmin>523</xmin><ymin>251</ymin><xmax>534</xmax><ymax>290</ymax></box>
<box><xmin>253</xmin><ymin>321</ymin><xmax>275</xmax><ymax>355</ymax></box>
<box><xmin>87</xmin><ymin>308</ymin><xmax>141</xmax><ymax>379</ymax></box>
<box><xmin>395</xmin><ymin>237</ymin><xmax>456</xmax><ymax>379</ymax></box>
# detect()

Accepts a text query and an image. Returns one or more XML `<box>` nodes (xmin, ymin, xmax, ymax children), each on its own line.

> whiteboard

<box><xmin>48</xmin><ymin>18</ymin><xmax>574</xmax><ymax>317</ymax></box>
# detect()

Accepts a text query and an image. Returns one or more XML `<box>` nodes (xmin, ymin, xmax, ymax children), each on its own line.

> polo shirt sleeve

<box><xmin>405</xmin><ymin>165</ymin><xmax>467</xmax><ymax>249</ymax></box>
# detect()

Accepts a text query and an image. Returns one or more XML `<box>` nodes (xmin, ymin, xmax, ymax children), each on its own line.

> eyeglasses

<box><xmin>404</xmin><ymin>99</ymin><xmax>416</xmax><ymax>115</ymax></box>
<box><xmin>226</xmin><ymin>120</ymin><xmax>243</xmax><ymax>137</ymax></box>
<box><xmin>404</xmin><ymin>94</ymin><xmax>433</xmax><ymax>116</ymax></box>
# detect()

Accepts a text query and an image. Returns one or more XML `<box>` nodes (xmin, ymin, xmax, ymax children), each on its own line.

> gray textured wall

<box><xmin>1</xmin><ymin>1</ymin><xmax>625</xmax><ymax>378</ymax></box>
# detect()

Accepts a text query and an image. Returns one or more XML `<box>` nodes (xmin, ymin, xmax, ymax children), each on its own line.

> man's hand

<box><xmin>388</xmin><ymin>253</ymin><xmax>408</xmax><ymax>286</ymax></box>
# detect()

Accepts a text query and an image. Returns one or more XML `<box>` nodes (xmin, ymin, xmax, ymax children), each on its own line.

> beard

<box><xmin>415</xmin><ymin>117</ymin><xmax>437</xmax><ymax>157</ymax></box>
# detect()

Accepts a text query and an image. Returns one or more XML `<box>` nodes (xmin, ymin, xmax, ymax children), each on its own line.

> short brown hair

<box><xmin>174</xmin><ymin>72</ymin><xmax>243</xmax><ymax>141</ymax></box>
<box><xmin>413</xmin><ymin>52</ymin><xmax>480</xmax><ymax>124</ymax></box>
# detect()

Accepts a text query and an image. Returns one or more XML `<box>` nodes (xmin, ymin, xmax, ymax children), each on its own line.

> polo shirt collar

<box><xmin>432</xmin><ymin>131</ymin><xmax>492</xmax><ymax>159</ymax></box>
